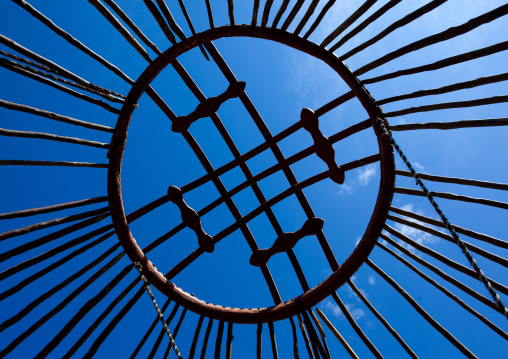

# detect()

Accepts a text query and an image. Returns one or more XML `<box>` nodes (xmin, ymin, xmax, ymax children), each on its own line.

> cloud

<box><xmin>320</xmin><ymin>298</ymin><xmax>365</xmax><ymax>321</ymax></box>
<box><xmin>338</xmin><ymin>164</ymin><xmax>377</xmax><ymax>196</ymax></box>
<box><xmin>411</xmin><ymin>161</ymin><xmax>425</xmax><ymax>171</ymax></box>
<box><xmin>389</xmin><ymin>203</ymin><xmax>439</xmax><ymax>252</ymax></box>
<box><xmin>368</xmin><ymin>275</ymin><xmax>376</xmax><ymax>285</ymax></box>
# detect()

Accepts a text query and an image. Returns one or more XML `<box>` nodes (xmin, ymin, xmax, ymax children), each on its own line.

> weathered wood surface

<box><xmin>303</xmin><ymin>0</ymin><xmax>336</xmax><ymax>40</ymax></box>
<box><xmin>380</xmin><ymin>234</ymin><xmax>503</xmax><ymax>314</ymax></box>
<box><xmin>363</xmin><ymin>40</ymin><xmax>508</xmax><ymax>84</ymax></box>
<box><xmin>321</xmin><ymin>0</ymin><xmax>377</xmax><ymax>48</ymax></box>
<box><xmin>378</xmin><ymin>72</ymin><xmax>508</xmax><ymax>105</ymax></box>
<box><xmin>384</xmin><ymin>225</ymin><xmax>508</xmax><ymax>296</ymax></box>
<box><xmin>250</xmin><ymin>218</ymin><xmax>324</xmax><ymax>266</ymax></box>
<box><xmin>167</xmin><ymin>185</ymin><xmax>214</xmax><ymax>252</ymax></box>
<box><xmin>301</xmin><ymin>108</ymin><xmax>345</xmax><ymax>184</ymax></box>
<box><xmin>87</xmin><ymin>0</ymin><xmax>152</xmax><ymax>62</ymax></box>
<box><xmin>367</xmin><ymin>260</ymin><xmax>477</xmax><ymax>358</ymax></box>
<box><xmin>0</xmin><ymin>196</ymin><xmax>107</xmax><ymax>220</ymax></box>
<box><xmin>332</xmin><ymin>292</ymin><xmax>383</xmax><ymax>359</ymax></box>
<box><xmin>390</xmin><ymin>205</ymin><xmax>508</xmax><ymax>249</ymax></box>
<box><xmin>0</xmin><ymin>127</ymin><xmax>109</xmax><ymax>148</ymax></box>
<box><xmin>395</xmin><ymin>187</ymin><xmax>508</xmax><ymax>210</ymax></box>
<box><xmin>377</xmin><ymin>241</ymin><xmax>508</xmax><ymax>340</ymax></box>
<box><xmin>341</xmin><ymin>0</ymin><xmax>448</xmax><ymax>60</ymax></box>
<box><xmin>316</xmin><ymin>308</ymin><xmax>359</xmax><ymax>359</ymax></box>
<box><xmin>0</xmin><ymin>99</ymin><xmax>113</xmax><ymax>132</ymax></box>
<box><xmin>355</xmin><ymin>3</ymin><xmax>508</xmax><ymax>76</ymax></box>
<box><xmin>330</xmin><ymin>0</ymin><xmax>402</xmax><ymax>52</ymax></box>
<box><xmin>11</xmin><ymin>0</ymin><xmax>134</xmax><ymax>84</ymax></box>
<box><xmin>172</xmin><ymin>82</ymin><xmax>245</xmax><ymax>133</ymax></box>
<box><xmin>389</xmin><ymin>118</ymin><xmax>508</xmax><ymax>132</ymax></box>
<box><xmin>0</xmin><ymin>160</ymin><xmax>108</xmax><ymax>168</ymax></box>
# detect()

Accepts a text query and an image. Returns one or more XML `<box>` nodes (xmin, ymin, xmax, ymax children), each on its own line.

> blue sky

<box><xmin>0</xmin><ymin>0</ymin><xmax>507</xmax><ymax>358</ymax></box>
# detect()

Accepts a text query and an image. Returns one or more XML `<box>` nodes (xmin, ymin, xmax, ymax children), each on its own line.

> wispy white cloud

<box><xmin>320</xmin><ymin>298</ymin><xmax>365</xmax><ymax>321</ymax></box>
<box><xmin>338</xmin><ymin>164</ymin><xmax>377</xmax><ymax>196</ymax></box>
<box><xmin>368</xmin><ymin>275</ymin><xmax>376</xmax><ymax>285</ymax></box>
<box><xmin>390</xmin><ymin>203</ymin><xmax>439</xmax><ymax>252</ymax></box>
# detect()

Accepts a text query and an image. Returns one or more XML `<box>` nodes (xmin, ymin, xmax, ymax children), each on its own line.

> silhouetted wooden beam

<box><xmin>385</xmin><ymin>95</ymin><xmax>508</xmax><ymax>118</ymax></box>
<box><xmin>0</xmin><ymin>232</ymin><xmax>113</xmax><ymax>302</ymax></box>
<box><xmin>0</xmin><ymin>99</ymin><xmax>114</xmax><ymax>132</ymax></box>
<box><xmin>388</xmin><ymin>214</ymin><xmax>508</xmax><ymax>268</ymax></box>
<box><xmin>142</xmin><ymin>0</ymin><xmax>177</xmax><ymax>45</ymax></box>
<box><xmin>268</xmin><ymin>322</ymin><xmax>279</xmax><ymax>359</ymax></box>
<box><xmin>129</xmin><ymin>298</ymin><xmax>172</xmax><ymax>358</ymax></box>
<box><xmin>315</xmin><ymin>308</ymin><xmax>359</xmax><ymax>359</ymax></box>
<box><xmin>257</xmin><ymin>323</ymin><xmax>262</xmax><ymax>359</ymax></box>
<box><xmin>0</xmin><ymin>160</ymin><xmax>108</xmax><ymax>168</ymax></box>
<box><xmin>341</xmin><ymin>0</ymin><xmax>448</xmax><ymax>61</ymax></box>
<box><xmin>0</xmin><ymin>224</ymin><xmax>115</xmax><ymax>281</ymax></box>
<box><xmin>0</xmin><ymin>196</ymin><xmax>107</xmax><ymax>220</ymax></box>
<box><xmin>288</xmin><ymin>317</ymin><xmax>300</xmax><ymax>359</ymax></box>
<box><xmin>102</xmin><ymin>0</ymin><xmax>161</xmax><ymax>54</ymax></box>
<box><xmin>261</xmin><ymin>0</ymin><xmax>274</xmax><ymax>27</ymax></box>
<box><xmin>175</xmin><ymin>0</ymin><xmax>209</xmax><ymax>60</ymax></box>
<box><xmin>296</xmin><ymin>314</ymin><xmax>315</xmax><ymax>359</ymax></box>
<box><xmin>227</xmin><ymin>0</ymin><xmax>235</xmax><ymax>25</ymax></box>
<box><xmin>87</xmin><ymin>0</ymin><xmax>152</xmax><ymax>62</ymax></box>
<box><xmin>377</xmin><ymin>241</ymin><xmax>508</xmax><ymax>340</ymax></box>
<box><xmin>355</xmin><ymin>3</ymin><xmax>508</xmax><ymax>76</ymax></box>
<box><xmin>281</xmin><ymin>0</ymin><xmax>305</xmax><ymax>31</ymax></box>
<box><xmin>390</xmin><ymin>118</ymin><xmax>508</xmax><ymax>132</ymax></box>
<box><xmin>154</xmin><ymin>0</ymin><xmax>186</xmax><ymax>39</ymax></box>
<box><xmin>0</xmin><ymin>250</ymin><xmax>125</xmax><ymax>357</ymax></box>
<box><xmin>0</xmin><ymin>34</ymin><xmax>126</xmax><ymax>98</ymax></box>
<box><xmin>200</xmin><ymin>318</ymin><xmax>214</xmax><ymax>359</ymax></box>
<box><xmin>329</xmin><ymin>0</ymin><xmax>402</xmax><ymax>52</ymax></box>
<box><xmin>11</xmin><ymin>0</ymin><xmax>134</xmax><ymax>84</ymax></box>
<box><xmin>384</xmin><ymin>225</ymin><xmax>508</xmax><ymax>297</ymax></box>
<box><xmin>0</xmin><ymin>127</ymin><xmax>109</xmax><ymax>148</ymax></box>
<box><xmin>0</xmin><ymin>206</ymin><xmax>109</xmax><ymax>241</ymax></box>
<box><xmin>214</xmin><ymin>320</ymin><xmax>225</xmax><ymax>359</ymax></box>
<box><xmin>0</xmin><ymin>239</ymin><xmax>119</xmax><ymax>331</ymax></box>
<box><xmin>348</xmin><ymin>280</ymin><xmax>418</xmax><ymax>358</ymax></box>
<box><xmin>294</xmin><ymin>0</ymin><xmax>319</xmax><ymax>36</ymax></box>
<box><xmin>0</xmin><ymin>213</ymin><xmax>110</xmax><ymax>263</ymax></box>
<box><xmin>33</xmin><ymin>264</ymin><xmax>133</xmax><ymax>359</ymax></box>
<box><xmin>188</xmin><ymin>315</ymin><xmax>205</xmax><ymax>359</ymax></box>
<box><xmin>165</xmin><ymin>155</ymin><xmax>380</xmax><ymax>281</ymax></box>
<box><xmin>303</xmin><ymin>0</ymin><xmax>337</xmax><ymax>40</ymax></box>
<box><xmin>77</xmin><ymin>279</ymin><xmax>142</xmax><ymax>359</ymax></box>
<box><xmin>332</xmin><ymin>292</ymin><xmax>383</xmax><ymax>359</ymax></box>
<box><xmin>321</xmin><ymin>0</ymin><xmax>377</xmax><ymax>48</ymax></box>
<box><xmin>309</xmin><ymin>310</ymin><xmax>330</xmax><ymax>358</ymax></box>
<box><xmin>378</xmin><ymin>72</ymin><xmax>508</xmax><ymax>105</ymax></box>
<box><xmin>225</xmin><ymin>322</ymin><xmax>233</xmax><ymax>359</ymax></box>
<box><xmin>205</xmin><ymin>0</ymin><xmax>214</xmax><ymax>28</ymax></box>
<box><xmin>380</xmin><ymin>234</ymin><xmax>503</xmax><ymax>314</ymax></box>
<box><xmin>395</xmin><ymin>187</ymin><xmax>508</xmax><ymax>210</ymax></box>
<box><xmin>272</xmin><ymin>0</ymin><xmax>290</xmax><ymax>28</ymax></box>
<box><xmin>364</xmin><ymin>40</ymin><xmax>508</xmax><ymax>84</ymax></box>
<box><xmin>252</xmin><ymin>0</ymin><xmax>260</xmax><ymax>26</ymax></box>
<box><xmin>390</xmin><ymin>205</ymin><xmax>508</xmax><ymax>249</ymax></box>
<box><xmin>301</xmin><ymin>310</ymin><xmax>328</xmax><ymax>359</ymax></box>
<box><xmin>0</xmin><ymin>58</ymin><xmax>121</xmax><ymax>113</ymax></box>
<box><xmin>367</xmin><ymin>259</ymin><xmax>477</xmax><ymax>358</ymax></box>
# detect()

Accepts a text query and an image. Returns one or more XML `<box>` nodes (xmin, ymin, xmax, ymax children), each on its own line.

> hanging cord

<box><xmin>375</xmin><ymin>117</ymin><xmax>508</xmax><ymax>319</ymax></box>
<box><xmin>134</xmin><ymin>262</ymin><xmax>183</xmax><ymax>358</ymax></box>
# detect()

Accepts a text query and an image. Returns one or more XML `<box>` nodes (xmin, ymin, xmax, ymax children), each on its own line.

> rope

<box><xmin>375</xmin><ymin>117</ymin><xmax>508</xmax><ymax>319</ymax></box>
<box><xmin>134</xmin><ymin>262</ymin><xmax>183</xmax><ymax>358</ymax></box>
